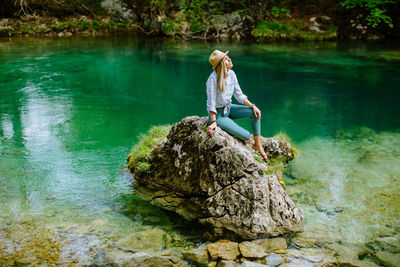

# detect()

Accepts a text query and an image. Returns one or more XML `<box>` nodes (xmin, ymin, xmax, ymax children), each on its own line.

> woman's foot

<box><xmin>252</xmin><ymin>144</ymin><xmax>268</xmax><ymax>163</ymax></box>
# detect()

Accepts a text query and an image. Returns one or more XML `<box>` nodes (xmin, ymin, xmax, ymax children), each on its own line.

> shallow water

<box><xmin>0</xmin><ymin>37</ymin><xmax>399</xmax><ymax>264</ymax></box>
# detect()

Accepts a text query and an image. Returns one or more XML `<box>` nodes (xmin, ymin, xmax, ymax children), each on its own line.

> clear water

<box><xmin>0</xmin><ymin>37</ymin><xmax>399</xmax><ymax>264</ymax></box>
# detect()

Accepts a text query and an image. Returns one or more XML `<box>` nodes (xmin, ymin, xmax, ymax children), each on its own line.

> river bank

<box><xmin>0</xmin><ymin>13</ymin><xmax>338</xmax><ymax>41</ymax></box>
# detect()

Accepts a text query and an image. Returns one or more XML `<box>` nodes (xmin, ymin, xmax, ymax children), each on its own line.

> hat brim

<box><xmin>213</xmin><ymin>50</ymin><xmax>229</xmax><ymax>70</ymax></box>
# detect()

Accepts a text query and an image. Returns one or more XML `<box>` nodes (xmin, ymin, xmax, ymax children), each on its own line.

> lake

<box><xmin>0</xmin><ymin>37</ymin><xmax>399</xmax><ymax>265</ymax></box>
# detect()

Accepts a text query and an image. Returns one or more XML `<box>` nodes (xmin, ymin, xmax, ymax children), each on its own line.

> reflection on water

<box><xmin>0</xmin><ymin>37</ymin><xmax>399</xmax><ymax>264</ymax></box>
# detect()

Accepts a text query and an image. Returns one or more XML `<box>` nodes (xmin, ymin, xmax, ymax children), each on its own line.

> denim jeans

<box><xmin>209</xmin><ymin>104</ymin><xmax>261</xmax><ymax>141</ymax></box>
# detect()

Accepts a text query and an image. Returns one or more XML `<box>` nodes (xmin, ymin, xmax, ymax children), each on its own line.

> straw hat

<box><xmin>209</xmin><ymin>50</ymin><xmax>229</xmax><ymax>70</ymax></box>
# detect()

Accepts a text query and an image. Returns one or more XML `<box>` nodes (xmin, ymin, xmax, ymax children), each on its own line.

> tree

<box><xmin>339</xmin><ymin>0</ymin><xmax>395</xmax><ymax>28</ymax></box>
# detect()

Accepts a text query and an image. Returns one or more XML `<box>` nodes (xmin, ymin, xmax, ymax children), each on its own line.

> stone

<box><xmin>239</xmin><ymin>242</ymin><xmax>268</xmax><ymax>258</ymax></box>
<box><xmin>240</xmin><ymin>261</ymin><xmax>267</xmax><ymax>267</ymax></box>
<box><xmin>104</xmin><ymin>249</ymin><xmax>186</xmax><ymax>267</ymax></box>
<box><xmin>337</xmin><ymin>257</ymin><xmax>379</xmax><ymax>267</ymax></box>
<box><xmin>366</xmin><ymin>235</ymin><xmax>400</xmax><ymax>253</ymax></box>
<box><xmin>101</xmin><ymin>0</ymin><xmax>135</xmax><ymax>20</ymax></box>
<box><xmin>289</xmin><ymin>229</ymin><xmax>337</xmax><ymax>248</ymax></box>
<box><xmin>280</xmin><ymin>259</ymin><xmax>314</xmax><ymax>267</ymax></box>
<box><xmin>324</xmin><ymin>242</ymin><xmax>380</xmax><ymax>267</ymax></box>
<box><xmin>207</xmin><ymin>240</ymin><xmax>240</xmax><ymax>261</ymax></box>
<box><xmin>285</xmin><ymin>248</ymin><xmax>336</xmax><ymax>265</ymax></box>
<box><xmin>15</xmin><ymin>256</ymin><xmax>37</xmax><ymax>266</ymax></box>
<box><xmin>253</xmin><ymin>238</ymin><xmax>287</xmax><ymax>252</ymax></box>
<box><xmin>375</xmin><ymin>251</ymin><xmax>400</xmax><ymax>267</ymax></box>
<box><xmin>217</xmin><ymin>260</ymin><xmax>241</xmax><ymax>267</ymax></box>
<box><xmin>116</xmin><ymin>228</ymin><xmax>169</xmax><ymax>251</ymax></box>
<box><xmin>128</xmin><ymin>116</ymin><xmax>303</xmax><ymax>240</ymax></box>
<box><xmin>265</xmin><ymin>253</ymin><xmax>284</xmax><ymax>267</ymax></box>
<box><xmin>182</xmin><ymin>247</ymin><xmax>209</xmax><ymax>266</ymax></box>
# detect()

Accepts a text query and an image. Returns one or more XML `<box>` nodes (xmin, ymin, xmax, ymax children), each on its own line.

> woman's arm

<box><xmin>206</xmin><ymin>74</ymin><xmax>218</xmax><ymax>136</ymax></box>
<box><xmin>207</xmin><ymin>111</ymin><xmax>217</xmax><ymax>136</ymax></box>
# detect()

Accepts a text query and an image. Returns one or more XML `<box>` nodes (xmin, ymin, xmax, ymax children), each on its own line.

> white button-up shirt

<box><xmin>206</xmin><ymin>70</ymin><xmax>247</xmax><ymax>115</ymax></box>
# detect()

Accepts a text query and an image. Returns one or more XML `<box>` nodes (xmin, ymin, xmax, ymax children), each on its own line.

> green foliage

<box><xmin>162</xmin><ymin>18</ymin><xmax>175</xmax><ymax>33</ymax></box>
<box><xmin>271</xmin><ymin>7</ymin><xmax>291</xmax><ymax>18</ymax></box>
<box><xmin>127</xmin><ymin>124</ymin><xmax>172</xmax><ymax>171</ymax></box>
<box><xmin>135</xmin><ymin>161</ymin><xmax>150</xmax><ymax>173</ymax></box>
<box><xmin>340</xmin><ymin>0</ymin><xmax>395</xmax><ymax>28</ymax></box>
<box><xmin>273</xmin><ymin>130</ymin><xmax>299</xmax><ymax>158</ymax></box>
<box><xmin>234</xmin><ymin>9</ymin><xmax>247</xmax><ymax>14</ymax></box>
<box><xmin>366</xmin><ymin>7</ymin><xmax>393</xmax><ymax>28</ymax></box>
<box><xmin>252</xmin><ymin>19</ymin><xmax>337</xmax><ymax>41</ymax></box>
<box><xmin>151</xmin><ymin>0</ymin><xmax>167</xmax><ymax>11</ymax></box>
<box><xmin>79</xmin><ymin>20</ymin><xmax>90</xmax><ymax>31</ymax></box>
<box><xmin>252</xmin><ymin>21</ymin><xmax>294</xmax><ymax>39</ymax></box>
<box><xmin>263</xmin><ymin>157</ymin><xmax>287</xmax><ymax>175</ymax></box>
<box><xmin>179</xmin><ymin>0</ymin><xmax>211</xmax><ymax>33</ymax></box>
<box><xmin>92</xmin><ymin>20</ymin><xmax>99</xmax><ymax>30</ymax></box>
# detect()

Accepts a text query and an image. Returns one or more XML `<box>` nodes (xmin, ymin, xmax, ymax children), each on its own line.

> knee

<box><xmin>248</xmin><ymin>108</ymin><xmax>256</xmax><ymax>119</ymax></box>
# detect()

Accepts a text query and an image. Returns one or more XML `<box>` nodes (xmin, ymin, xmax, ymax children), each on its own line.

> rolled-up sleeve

<box><xmin>206</xmin><ymin>75</ymin><xmax>217</xmax><ymax>114</ymax></box>
<box><xmin>232</xmin><ymin>71</ymin><xmax>247</xmax><ymax>104</ymax></box>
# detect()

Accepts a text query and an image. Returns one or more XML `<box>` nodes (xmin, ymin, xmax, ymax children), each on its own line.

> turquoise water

<box><xmin>0</xmin><ymin>37</ymin><xmax>399</xmax><ymax>264</ymax></box>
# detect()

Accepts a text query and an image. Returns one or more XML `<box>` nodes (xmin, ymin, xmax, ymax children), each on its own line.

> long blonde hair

<box><xmin>216</xmin><ymin>58</ymin><xmax>228</xmax><ymax>92</ymax></box>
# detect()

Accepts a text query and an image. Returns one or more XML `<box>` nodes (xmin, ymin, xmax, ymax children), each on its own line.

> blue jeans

<box><xmin>209</xmin><ymin>104</ymin><xmax>261</xmax><ymax>141</ymax></box>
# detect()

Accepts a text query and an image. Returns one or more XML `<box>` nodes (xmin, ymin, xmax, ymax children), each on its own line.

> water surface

<box><xmin>0</xmin><ymin>37</ymin><xmax>399</xmax><ymax>264</ymax></box>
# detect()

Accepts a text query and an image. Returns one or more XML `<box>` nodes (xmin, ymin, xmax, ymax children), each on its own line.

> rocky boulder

<box><xmin>127</xmin><ymin>116</ymin><xmax>303</xmax><ymax>240</ymax></box>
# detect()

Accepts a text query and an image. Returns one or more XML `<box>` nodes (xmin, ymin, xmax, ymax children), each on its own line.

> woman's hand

<box><xmin>253</xmin><ymin>105</ymin><xmax>261</xmax><ymax>120</ymax></box>
<box><xmin>207</xmin><ymin>122</ymin><xmax>217</xmax><ymax>136</ymax></box>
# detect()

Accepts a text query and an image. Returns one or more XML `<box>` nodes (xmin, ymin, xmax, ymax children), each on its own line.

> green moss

<box><xmin>135</xmin><ymin>161</ymin><xmax>150</xmax><ymax>173</ymax></box>
<box><xmin>254</xmin><ymin>154</ymin><xmax>264</xmax><ymax>164</ymax></box>
<box><xmin>273</xmin><ymin>130</ymin><xmax>299</xmax><ymax>158</ymax></box>
<box><xmin>263</xmin><ymin>157</ymin><xmax>287</xmax><ymax>175</ymax></box>
<box><xmin>252</xmin><ymin>19</ymin><xmax>337</xmax><ymax>41</ymax></box>
<box><xmin>127</xmin><ymin>124</ymin><xmax>172</xmax><ymax>171</ymax></box>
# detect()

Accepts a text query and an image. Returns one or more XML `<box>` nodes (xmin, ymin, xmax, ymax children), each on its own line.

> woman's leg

<box><xmin>229</xmin><ymin>104</ymin><xmax>260</xmax><ymax>136</ymax></box>
<box><xmin>229</xmin><ymin>104</ymin><xmax>268</xmax><ymax>161</ymax></box>
<box><xmin>216</xmin><ymin>116</ymin><xmax>252</xmax><ymax>142</ymax></box>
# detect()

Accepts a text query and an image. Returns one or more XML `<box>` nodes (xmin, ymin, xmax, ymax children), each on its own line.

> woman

<box><xmin>206</xmin><ymin>50</ymin><xmax>268</xmax><ymax>162</ymax></box>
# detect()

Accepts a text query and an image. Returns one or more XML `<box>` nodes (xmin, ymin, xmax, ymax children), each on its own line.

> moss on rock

<box><xmin>127</xmin><ymin>124</ymin><xmax>172</xmax><ymax>172</ymax></box>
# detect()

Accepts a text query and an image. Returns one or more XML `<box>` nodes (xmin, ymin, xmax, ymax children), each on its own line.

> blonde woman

<box><xmin>206</xmin><ymin>50</ymin><xmax>268</xmax><ymax>162</ymax></box>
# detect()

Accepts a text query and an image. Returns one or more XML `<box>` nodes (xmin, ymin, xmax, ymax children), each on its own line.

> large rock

<box><xmin>128</xmin><ymin>116</ymin><xmax>303</xmax><ymax>240</ymax></box>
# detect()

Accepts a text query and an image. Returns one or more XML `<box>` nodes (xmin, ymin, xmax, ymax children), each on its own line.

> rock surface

<box><xmin>103</xmin><ymin>249</ymin><xmax>186</xmax><ymax>267</ymax></box>
<box><xmin>128</xmin><ymin>116</ymin><xmax>303</xmax><ymax>240</ymax></box>
<box><xmin>116</xmin><ymin>228</ymin><xmax>169</xmax><ymax>252</ymax></box>
<box><xmin>239</xmin><ymin>241</ymin><xmax>268</xmax><ymax>258</ymax></box>
<box><xmin>207</xmin><ymin>240</ymin><xmax>240</xmax><ymax>261</ymax></box>
<box><xmin>181</xmin><ymin>247</ymin><xmax>209</xmax><ymax>266</ymax></box>
<box><xmin>253</xmin><ymin>237</ymin><xmax>288</xmax><ymax>252</ymax></box>
<box><xmin>265</xmin><ymin>253</ymin><xmax>284</xmax><ymax>267</ymax></box>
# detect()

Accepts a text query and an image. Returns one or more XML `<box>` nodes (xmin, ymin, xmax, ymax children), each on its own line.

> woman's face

<box><xmin>224</xmin><ymin>56</ymin><xmax>233</xmax><ymax>70</ymax></box>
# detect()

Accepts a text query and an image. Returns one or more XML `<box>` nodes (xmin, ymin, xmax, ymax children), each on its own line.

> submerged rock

<box><xmin>238</xmin><ymin>241</ymin><xmax>268</xmax><ymax>258</ymax></box>
<box><xmin>104</xmin><ymin>249</ymin><xmax>186</xmax><ymax>267</ymax></box>
<box><xmin>253</xmin><ymin>237</ymin><xmax>287</xmax><ymax>252</ymax></box>
<box><xmin>265</xmin><ymin>253</ymin><xmax>284</xmax><ymax>267</ymax></box>
<box><xmin>207</xmin><ymin>240</ymin><xmax>240</xmax><ymax>261</ymax></box>
<box><xmin>182</xmin><ymin>247</ymin><xmax>209</xmax><ymax>266</ymax></box>
<box><xmin>116</xmin><ymin>228</ymin><xmax>170</xmax><ymax>252</ymax></box>
<box><xmin>127</xmin><ymin>116</ymin><xmax>303</xmax><ymax>240</ymax></box>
